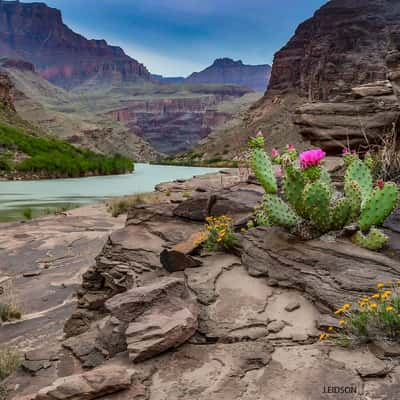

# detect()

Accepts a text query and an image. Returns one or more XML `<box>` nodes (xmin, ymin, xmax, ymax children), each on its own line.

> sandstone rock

<box><xmin>34</xmin><ymin>366</ymin><xmax>133</xmax><ymax>400</ymax></box>
<box><xmin>369</xmin><ymin>340</ymin><xmax>400</xmax><ymax>359</ymax></box>
<box><xmin>267</xmin><ymin>321</ymin><xmax>285</xmax><ymax>333</ymax></box>
<box><xmin>105</xmin><ymin>277</ymin><xmax>199</xmax><ymax>362</ymax></box>
<box><xmin>294</xmin><ymin>82</ymin><xmax>400</xmax><ymax>151</ymax></box>
<box><xmin>240</xmin><ymin>227</ymin><xmax>400</xmax><ymax>311</ymax></box>
<box><xmin>160</xmin><ymin>231</ymin><xmax>204</xmax><ymax>272</ymax></box>
<box><xmin>284</xmin><ymin>301</ymin><xmax>301</xmax><ymax>312</ymax></box>
<box><xmin>173</xmin><ymin>196</ymin><xmax>212</xmax><ymax>221</ymax></box>
<box><xmin>160</xmin><ymin>250</ymin><xmax>201</xmax><ymax>272</ymax></box>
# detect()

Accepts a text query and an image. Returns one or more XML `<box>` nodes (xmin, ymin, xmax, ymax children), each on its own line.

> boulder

<box><xmin>33</xmin><ymin>366</ymin><xmax>133</xmax><ymax>400</ymax></box>
<box><xmin>160</xmin><ymin>231</ymin><xmax>204</xmax><ymax>272</ymax></box>
<box><xmin>105</xmin><ymin>277</ymin><xmax>199</xmax><ymax>362</ymax></box>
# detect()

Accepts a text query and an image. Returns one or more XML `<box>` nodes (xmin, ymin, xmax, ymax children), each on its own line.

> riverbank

<box><xmin>0</xmin><ymin>163</ymin><xmax>225</xmax><ymax>222</ymax></box>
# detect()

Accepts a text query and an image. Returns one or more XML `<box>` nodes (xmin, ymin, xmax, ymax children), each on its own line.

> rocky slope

<box><xmin>186</xmin><ymin>58</ymin><xmax>271</xmax><ymax>92</ymax></box>
<box><xmin>0</xmin><ymin>59</ymin><xmax>160</xmax><ymax>162</ymax></box>
<box><xmin>0</xmin><ymin>71</ymin><xmax>14</xmax><ymax>110</ymax></box>
<box><xmin>0</xmin><ymin>0</ymin><xmax>151</xmax><ymax>89</ymax></box>
<box><xmin>2</xmin><ymin>169</ymin><xmax>400</xmax><ymax>399</ymax></box>
<box><xmin>192</xmin><ymin>0</ymin><xmax>400</xmax><ymax>159</ymax></box>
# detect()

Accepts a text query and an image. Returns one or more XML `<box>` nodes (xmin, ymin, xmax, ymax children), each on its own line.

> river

<box><xmin>0</xmin><ymin>163</ymin><xmax>221</xmax><ymax>221</ymax></box>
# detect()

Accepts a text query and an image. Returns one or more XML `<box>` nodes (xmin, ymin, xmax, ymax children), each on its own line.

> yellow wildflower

<box><xmin>377</xmin><ymin>283</ymin><xmax>384</xmax><ymax>289</ymax></box>
<box><xmin>216</xmin><ymin>237</ymin><xmax>222</xmax><ymax>242</ymax></box>
<box><xmin>240</xmin><ymin>228</ymin><xmax>246</xmax><ymax>233</ymax></box>
<box><xmin>383</xmin><ymin>291</ymin><xmax>392</xmax><ymax>297</ymax></box>
<box><xmin>335</xmin><ymin>308</ymin><xmax>343</xmax><ymax>315</ymax></box>
<box><xmin>386</xmin><ymin>306</ymin><xmax>394</xmax><ymax>312</ymax></box>
<box><xmin>372</xmin><ymin>293</ymin><xmax>380</xmax><ymax>299</ymax></box>
<box><xmin>339</xmin><ymin>319</ymin><xmax>346</xmax><ymax>326</ymax></box>
<box><xmin>342</xmin><ymin>304</ymin><xmax>351</xmax><ymax>310</ymax></box>
<box><xmin>369</xmin><ymin>303</ymin><xmax>378</xmax><ymax>309</ymax></box>
<box><xmin>328</xmin><ymin>326</ymin><xmax>334</xmax><ymax>332</ymax></box>
<box><xmin>319</xmin><ymin>333</ymin><xmax>329</xmax><ymax>341</ymax></box>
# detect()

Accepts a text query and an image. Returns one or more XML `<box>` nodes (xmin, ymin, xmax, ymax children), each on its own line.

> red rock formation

<box><xmin>267</xmin><ymin>0</ymin><xmax>397</xmax><ymax>101</ymax></box>
<box><xmin>0</xmin><ymin>1</ymin><xmax>151</xmax><ymax>89</ymax></box>
<box><xmin>106</xmin><ymin>96</ymin><xmax>231</xmax><ymax>154</ymax></box>
<box><xmin>186</xmin><ymin>58</ymin><xmax>271</xmax><ymax>92</ymax></box>
<box><xmin>248</xmin><ymin>0</ymin><xmax>400</xmax><ymax>153</ymax></box>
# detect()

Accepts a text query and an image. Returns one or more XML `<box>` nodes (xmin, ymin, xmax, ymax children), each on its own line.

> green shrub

<box><xmin>22</xmin><ymin>208</ymin><xmax>33</xmax><ymax>220</ymax></box>
<box><xmin>0</xmin><ymin>122</ymin><xmax>134</xmax><ymax>177</ymax></box>
<box><xmin>0</xmin><ymin>303</ymin><xmax>22</xmax><ymax>322</ymax></box>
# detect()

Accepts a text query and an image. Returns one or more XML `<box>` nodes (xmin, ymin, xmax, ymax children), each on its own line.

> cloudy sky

<box><xmin>23</xmin><ymin>0</ymin><xmax>327</xmax><ymax>76</ymax></box>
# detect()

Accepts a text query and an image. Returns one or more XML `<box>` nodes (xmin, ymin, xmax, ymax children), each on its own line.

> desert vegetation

<box><xmin>248</xmin><ymin>133</ymin><xmax>398</xmax><ymax>251</ymax></box>
<box><xmin>0</xmin><ymin>122</ymin><xmax>134</xmax><ymax>178</ymax></box>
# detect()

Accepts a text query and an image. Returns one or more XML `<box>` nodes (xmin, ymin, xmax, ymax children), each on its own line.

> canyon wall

<box><xmin>106</xmin><ymin>96</ymin><xmax>233</xmax><ymax>154</ymax></box>
<box><xmin>0</xmin><ymin>1</ymin><xmax>151</xmax><ymax>89</ymax></box>
<box><xmin>265</xmin><ymin>0</ymin><xmax>400</xmax><ymax>151</ymax></box>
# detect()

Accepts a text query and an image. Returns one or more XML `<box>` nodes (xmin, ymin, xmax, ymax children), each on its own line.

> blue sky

<box><xmin>23</xmin><ymin>0</ymin><xmax>327</xmax><ymax>76</ymax></box>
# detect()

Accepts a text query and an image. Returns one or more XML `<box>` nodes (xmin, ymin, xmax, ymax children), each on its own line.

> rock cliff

<box><xmin>264</xmin><ymin>0</ymin><xmax>400</xmax><ymax>152</ymax></box>
<box><xmin>186</xmin><ymin>58</ymin><xmax>271</xmax><ymax>92</ymax></box>
<box><xmin>193</xmin><ymin>0</ymin><xmax>400</xmax><ymax>158</ymax></box>
<box><xmin>0</xmin><ymin>0</ymin><xmax>151</xmax><ymax>89</ymax></box>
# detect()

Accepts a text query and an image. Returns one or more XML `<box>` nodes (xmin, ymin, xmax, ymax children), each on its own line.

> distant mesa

<box><xmin>0</xmin><ymin>0</ymin><xmax>151</xmax><ymax>89</ymax></box>
<box><xmin>152</xmin><ymin>74</ymin><xmax>185</xmax><ymax>84</ymax></box>
<box><xmin>185</xmin><ymin>58</ymin><xmax>272</xmax><ymax>92</ymax></box>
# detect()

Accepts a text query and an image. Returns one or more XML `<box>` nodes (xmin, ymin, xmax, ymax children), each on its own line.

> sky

<box><xmin>22</xmin><ymin>0</ymin><xmax>327</xmax><ymax>76</ymax></box>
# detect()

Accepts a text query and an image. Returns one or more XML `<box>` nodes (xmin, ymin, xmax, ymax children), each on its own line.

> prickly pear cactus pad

<box><xmin>248</xmin><ymin>135</ymin><xmax>399</xmax><ymax>251</ymax></box>
<box><xmin>302</xmin><ymin>180</ymin><xmax>331</xmax><ymax>232</ymax></box>
<box><xmin>358</xmin><ymin>183</ymin><xmax>399</xmax><ymax>232</ymax></box>
<box><xmin>352</xmin><ymin>229</ymin><xmax>389</xmax><ymax>251</ymax></box>
<box><xmin>249</xmin><ymin>135</ymin><xmax>278</xmax><ymax>194</ymax></box>
<box><xmin>345</xmin><ymin>159</ymin><xmax>373</xmax><ymax>204</ymax></box>
<box><xmin>263</xmin><ymin>194</ymin><xmax>300</xmax><ymax>228</ymax></box>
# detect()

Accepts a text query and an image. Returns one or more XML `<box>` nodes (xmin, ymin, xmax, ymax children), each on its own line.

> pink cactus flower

<box><xmin>342</xmin><ymin>147</ymin><xmax>350</xmax><ymax>154</ymax></box>
<box><xmin>300</xmin><ymin>149</ymin><xmax>326</xmax><ymax>169</ymax></box>
<box><xmin>352</xmin><ymin>150</ymin><xmax>357</xmax><ymax>155</ymax></box>
<box><xmin>271</xmin><ymin>148</ymin><xmax>280</xmax><ymax>159</ymax></box>
<box><xmin>375</xmin><ymin>180</ymin><xmax>385</xmax><ymax>189</ymax></box>
<box><xmin>276</xmin><ymin>167</ymin><xmax>283</xmax><ymax>177</ymax></box>
<box><xmin>287</xmin><ymin>144</ymin><xmax>296</xmax><ymax>151</ymax></box>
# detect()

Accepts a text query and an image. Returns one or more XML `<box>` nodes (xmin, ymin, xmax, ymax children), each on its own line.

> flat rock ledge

<box><xmin>240</xmin><ymin>226</ymin><xmax>400</xmax><ymax>311</ymax></box>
